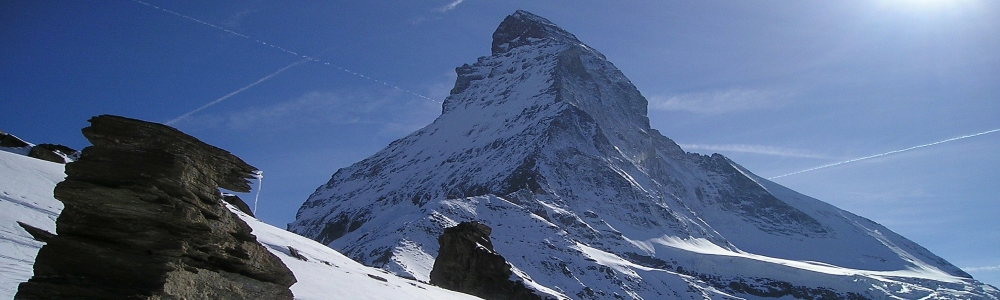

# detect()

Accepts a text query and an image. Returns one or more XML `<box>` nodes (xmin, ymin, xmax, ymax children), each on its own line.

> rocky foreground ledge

<box><xmin>16</xmin><ymin>115</ymin><xmax>295</xmax><ymax>299</ymax></box>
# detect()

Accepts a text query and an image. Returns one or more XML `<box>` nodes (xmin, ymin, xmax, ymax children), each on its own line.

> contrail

<box><xmin>768</xmin><ymin>128</ymin><xmax>1000</xmax><ymax>179</ymax></box>
<box><xmin>128</xmin><ymin>0</ymin><xmax>437</xmax><ymax>103</ymax></box>
<box><xmin>166</xmin><ymin>59</ymin><xmax>307</xmax><ymax>125</ymax></box>
<box><xmin>438</xmin><ymin>0</ymin><xmax>465</xmax><ymax>12</ymax></box>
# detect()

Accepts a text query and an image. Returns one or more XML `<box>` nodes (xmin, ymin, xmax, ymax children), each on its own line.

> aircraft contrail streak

<box><xmin>768</xmin><ymin>128</ymin><xmax>1000</xmax><ymax>179</ymax></box>
<box><xmin>128</xmin><ymin>0</ymin><xmax>437</xmax><ymax>102</ymax></box>
<box><xmin>166</xmin><ymin>59</ymin><xmax>307</xmax><ymax>125</ymax></box>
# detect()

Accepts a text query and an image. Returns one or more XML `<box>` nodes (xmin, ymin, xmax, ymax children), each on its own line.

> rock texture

<box><xmin>223</xmin><ymin>194</ymin><xmax>256</xmax><ymax>217</ymax></box>
<box><xmin>16</xmin><ymin>115</ymin><xmax>295</xmax><ymax>300</ymax></box>
<box><xmin>27</xmin><ymin>143</ymin><xmax>77</xmax><ymax>164</ymax></box>
<box><xmin>430</xmin><ymin>222</ymin><xmax>540</xmax><ymax>300</ymax></box>
<box><xmin>0</xmin><ymin>131</ymin><xmax>30</xmax><ymax>148</ymax></box>
<box><xmin>0</xmin><ymin>130</ymin><xmax>78</xmax><ymax>164</ymax></box>
<box><xmin>16</xmin><ymin>222</ymin><xmax>55</xmax><ymax>243</ymax></box>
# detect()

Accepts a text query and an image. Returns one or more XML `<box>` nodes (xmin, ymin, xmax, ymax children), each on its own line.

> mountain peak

<box><xmin>491</xmin><ymin>10</ymin><xmax>581</xmax><ymax>54</ymax></box>
<box><xmin>291</xmin><ymin>11</ymin><xmax>996</xmax><ymax>299</ymax></box>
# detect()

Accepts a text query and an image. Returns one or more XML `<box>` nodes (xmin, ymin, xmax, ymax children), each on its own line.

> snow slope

<box><xmin>233</xmin><ymin>206</ymin><xmax>481</xmax><ymax>300</ymax></box>
<box><xmin>0</xmin><ymin>150</ymin><xmax>481</xmax><ymax>300</ymax></box>
<box><xmin>0</xmin><ymin>151</ymin><xmax>64</xmax><ymax>299</ymax></box>
<box><xmin>290</xmin><ymin>11</ymin><xmax>1000</xmax><ymax>299</ymax></box>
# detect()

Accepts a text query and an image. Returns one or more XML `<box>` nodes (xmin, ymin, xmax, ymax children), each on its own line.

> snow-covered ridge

<box><xmin>291</xmin><ymin>10</ymin><xmax>999</xmax><ymax>299</ymax></box>
<box><xmin>0</xmin><ymin>133</ymin><xmax>78</xmax><ymax>163</ymax></box>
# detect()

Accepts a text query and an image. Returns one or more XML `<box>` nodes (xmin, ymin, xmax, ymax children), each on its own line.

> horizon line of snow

<box><xmin>963</xmin><ymin>265</ymin><xmax>1000</xmax><ymax>272</ymax></box>
<box><xmin>679</xmin><ymin>143</ymin><xmax>829</xmax><ymax>159</ymax></box>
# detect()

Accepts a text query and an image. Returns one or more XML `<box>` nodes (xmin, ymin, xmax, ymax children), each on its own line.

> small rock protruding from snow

<box><xmin>430</xmin><ymin>221</ymin><xmax>543</xmax><ymax>300</ymax></box>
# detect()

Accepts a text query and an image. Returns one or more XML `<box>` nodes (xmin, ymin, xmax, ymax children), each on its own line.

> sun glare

<box><xmin>874</xmin><ymin>0</ymin><xmax>984</xmax><ymax>20</ymax></box>
<box><xmin>882</xmin><ymin>0</ymin><xmax>976</xmax><ymax>11</ymax></box>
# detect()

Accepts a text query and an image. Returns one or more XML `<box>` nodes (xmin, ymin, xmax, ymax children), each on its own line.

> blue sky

<box><xmin>2</xmin><ymin>0</ymin><xmax>998</xmax><ymax>287</ymax></box>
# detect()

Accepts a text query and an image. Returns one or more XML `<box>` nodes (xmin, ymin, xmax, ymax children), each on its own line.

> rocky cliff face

<box><xmin>16</xmin><ymin>115</ymin><xmax>295</xmax><ymax>299</ymax></box>
<box><xmin>290</xmin><ymin>10</ymin><xmax>999</xmax><ymax>299</ymax></box>
<box><xmin>430</xmin><ymin>222</ymin><xmax>541</xmax><ymax>300</ymax></box>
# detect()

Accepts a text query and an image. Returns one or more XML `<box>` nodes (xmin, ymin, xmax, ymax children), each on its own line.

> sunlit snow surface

<box><xmin>0</xmin><ymin>151</ymin><xmax>64</xmax><ymax>299</ymax></box>
<box><xmin>232</xmin><ymin>207</ymin><xmax>481</xmax><ymax>300</ymax></box>
<box><xmin>0</xmin><ymin>150</ymin><xmax>479</xmax><ymax>300</ymax></box>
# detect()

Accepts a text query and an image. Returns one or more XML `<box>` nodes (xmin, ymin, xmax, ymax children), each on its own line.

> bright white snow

<box><xmin>0</xmin><ymin>150</ymin><xmax>481</xmax><ymax>300</ymax></box>
<box><xmin>231</xmin><ymin>206</ymin><xmax>481</xmax><ymax>300</ymax></box>
<box><xmin>0</xmin><ymin>151</ymin><xmax>64</xmax><ymax>299</ymax></box>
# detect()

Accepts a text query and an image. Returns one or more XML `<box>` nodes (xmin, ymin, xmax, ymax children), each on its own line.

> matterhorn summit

<box><xmin>290</xmin><ymin>10</ymin><xmax>999</xmax><ymax>299</ymax></box>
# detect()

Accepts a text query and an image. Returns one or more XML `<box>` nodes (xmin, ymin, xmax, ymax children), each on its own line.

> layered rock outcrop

<box><xmin>16</xmin><ymin>115</ymin><xmax>295</xmax><ymax>299</ymax></box>
<box><xmin>430</xmin><ymin>221</ymin><xmax>540</xmax><ymax>300</ymax></box>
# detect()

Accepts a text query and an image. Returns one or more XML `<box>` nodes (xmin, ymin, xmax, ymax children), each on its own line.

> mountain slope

<box><xmin>0</xmin><ymin>144</ymin><xmax>481</xmax><ymax>300</ymax></box>
<box><xmin>290</xmin><ymin>10</ymin><xmax>999</xmax><ymax>299</ymax></box>
<box><xmin>0</xmin><ymin>151</ymin><xmax>64</xmax><ymax>299</ymax></box>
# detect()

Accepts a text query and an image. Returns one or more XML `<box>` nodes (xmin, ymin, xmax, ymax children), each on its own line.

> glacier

<box><xmin>289</xmin><ymin>10</ymin><xmax>999</xmax><ymax>299</ymax></box>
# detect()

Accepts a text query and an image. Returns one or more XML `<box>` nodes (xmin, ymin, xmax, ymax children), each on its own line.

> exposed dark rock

<box><xmin>0</xmin><ymin>131</ymin><xmax>30</xmax><ymax>148</ymax></box>
<box><xmin>0</xmin><ymin>130</ymin><xmax>78</xmax><ymax>163</ymax></box>
<box><xmin>16</xmin><ymin>221</ymin><xmax>55</xmax><ymax>243</ymax></box>
<box><xmin>491</xmin><ymin>10</ymin><xmax>580</xmax><ymax>55</ymax></box>
<box><xmin>223</xmin><ymin>194</ymin><xmax>255</xmax><ymax>217</ymax></box>
<box><xmin>16</xmin><ymin>115</ymin><xmax>295</xmax><ymax>300</ymax></box>
<box><xmin>27</xmin><ymin>144</ymin><xmax>77</xmax><ymax>164</ymax></box>
<box><xmin>430</xmin><ymin>221</ymin><xmax>540</xmax><ymax>300</ymax></box>
<box><xmin>287</xmin><ymin>246</ymin><xmax>308</xmax><ymax>261</ymax></box>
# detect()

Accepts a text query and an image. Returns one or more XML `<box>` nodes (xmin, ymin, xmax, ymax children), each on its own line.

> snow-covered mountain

<box><xmin>0</xmin><ymin>149</ymin><xmax>480</xmax><ymax>300</ymax></box>
<box><xmin>289</xmin><ymin>10</ymin><xmax>999</xmax><ymax>299</ymax></box>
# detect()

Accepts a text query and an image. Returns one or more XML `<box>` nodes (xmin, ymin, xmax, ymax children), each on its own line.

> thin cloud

<box><xmin>962</xmin><ymin>265</ymin><xmax>1000</xmax><ymax>272</ymax></box>
<box><xmin>174</xmin><ymin>90</ymin><xmax>439</xmax><ymax>134</ymax></box>
<box><xmin>166</xmin><ymin>59</ymin><xmax>308</xmax><ymax>125</ymax></box>
<box><xmin>437</xmin><ymin>0</ymin><xmax>464</xmax><ymax>12</ymax></box>
<box><xmin>221</xmin><ymin>7</ymin><xmax>256</xmax><ymax>28</ymax></box>
<box><xmin>680</xmin><ymin>143</ymin><xmax>829</xmax><ymax>159</ymax></box>
<box><xmin>769</xmin><ymin>128</ymin><xmax>1000</xmax><ymax>179</ymax></box>
<box><xmin>648</xmin><ymin>88</ymin><xmax>792</xmax><ymax>113</ymax></box>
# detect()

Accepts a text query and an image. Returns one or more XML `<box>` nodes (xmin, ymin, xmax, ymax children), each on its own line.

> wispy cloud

<box><xmin>679</xmin><ymin>143</ymin><xmax>829</xmax><ymax>159</ymax></box>
<box><xmin>963</xmin><ymin>265</ymin><xmax>1000</xmax><ymax>272</ymax></box>
<box><xmin>436</xmin><ymin>0</ymin><xmax>465</xmax><ymax>12</ymax></box>
<box><xmin>221</xmin><ymin>7</ymin><xmax>256</xmax><ymax>28</ymax></box>
<box><xmin>648</xmin><ymin>88</ymin><xmax>792</xmax><ymax>113</ymax></box>
<box><xmin>175</xmin><ymin>90</ymin><xmax>439</xmax><ymax>134</ymax></box>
